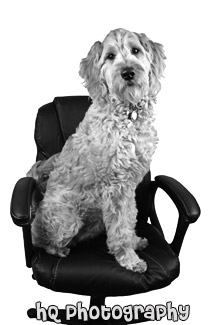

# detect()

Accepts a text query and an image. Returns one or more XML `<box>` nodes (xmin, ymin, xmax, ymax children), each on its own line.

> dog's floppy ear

<box><xmin>79</xmin><ymin>41</ymin><xmax>103</xmax><ymax>99</ymax></box>
<box><xmin>149</xmin><ymin>40</ymin><xmax>166</xmax><ymax>95</ymax></box>
<box><xmin>138</xmin><ymin>33</ymin><xmax>166</xmax><ymax>96</ymax></box>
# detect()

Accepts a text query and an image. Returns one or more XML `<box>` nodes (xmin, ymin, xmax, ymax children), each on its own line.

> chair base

<box><xmin>27</xmin><ymin>295</ymin><xmax>151</xmax><ymax>324</ymax></box>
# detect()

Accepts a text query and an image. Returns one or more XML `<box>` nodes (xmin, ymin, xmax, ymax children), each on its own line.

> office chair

<box><xmin>10</xmin><ymin>96</ymin><xmax>201</xmax><ymax>324</ymax></box>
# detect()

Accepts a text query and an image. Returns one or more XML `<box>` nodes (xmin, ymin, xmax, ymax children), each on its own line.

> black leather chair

<box><xmin>10</xmin><ymin>96</ymin><xmax>201</xmax><ymax>324</ymax></box>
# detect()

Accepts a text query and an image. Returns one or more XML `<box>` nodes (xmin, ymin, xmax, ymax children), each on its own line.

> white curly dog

<box><xmin>28</xmin><ymin>28</ymin><xmax>165</xmax><ymax>273</ymax></box>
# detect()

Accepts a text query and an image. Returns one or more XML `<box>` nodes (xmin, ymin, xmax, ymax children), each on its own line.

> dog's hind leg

<box><xmin>31</xmin><ymin>195</ymin><xmax>84</xmax><ymax>257</ymax></box>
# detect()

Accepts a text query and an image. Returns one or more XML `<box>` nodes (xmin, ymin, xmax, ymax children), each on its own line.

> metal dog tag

<box><xmin>131</xmin><ymin>111</ymin><xmax>137</xmax><ymax>121</ymax></box>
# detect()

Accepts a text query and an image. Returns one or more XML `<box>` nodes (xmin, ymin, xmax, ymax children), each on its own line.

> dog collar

<box><xmin>127</xmin><ymin>105</ymin><xmax>141</xmax><ymax>121</ymax></box>
<box><xmin>127</xmin><ymin>97</ymin><xmax>149</xmax><ymax>121</ymax></box>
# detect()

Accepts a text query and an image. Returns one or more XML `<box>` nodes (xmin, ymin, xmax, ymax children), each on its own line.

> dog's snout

<box><xmin>121</xmin><ymin>68</ymin><xmax>135</xmax><ymax>81</ymax></box>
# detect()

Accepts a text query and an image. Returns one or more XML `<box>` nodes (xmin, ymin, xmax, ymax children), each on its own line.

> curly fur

<box><xmin>29</xmin><ymin>28</ymin><xmax>166</xmax><ymax>273</ymax></box>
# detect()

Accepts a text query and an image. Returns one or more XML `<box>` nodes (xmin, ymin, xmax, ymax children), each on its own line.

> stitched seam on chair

<box><xmin>143</xmin><ymin>252</ymin><xmax>170</xmax><ymax>278</ymax></box>
<box><xmin>35</xmin><ymin>113</ymin><xmax>50</xmax><ymax>158</ymax></box>
<box><xmin>51</xmin><ymin>257</ymin><xmax>63</xmax><ymax>290</ymax></box>
<box><xmin>32</xmin><ymin>249</ymin><xmax>40</xmax><ymax>281</ymax></box>
<box><xmin>54</xmin><ymin>98</ymin><xmax>67</xmax><ymax>142</ymax></box>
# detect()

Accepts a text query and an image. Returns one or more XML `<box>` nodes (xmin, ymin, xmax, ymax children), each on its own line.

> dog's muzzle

<box><xmin>121</xmin><ymin>68</ymin><xmax>135</xmax><ymax>81</ymax></box>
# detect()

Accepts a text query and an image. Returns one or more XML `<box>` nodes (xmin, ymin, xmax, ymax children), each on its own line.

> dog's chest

<box><xmin>88</xmin><ymin>116</ymin><xmax>154</xmax><ymax>158</ymax></box>
<box><xmin>72</xmin><ymin>103</ymin><xmax>157</xmax><ymax>182</ymax></box>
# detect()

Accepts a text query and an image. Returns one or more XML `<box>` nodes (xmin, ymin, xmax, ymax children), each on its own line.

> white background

<box><xmin>1</xmin><ymin>0</ymin><xmax>216</xmax><ymax>324</ymax></box>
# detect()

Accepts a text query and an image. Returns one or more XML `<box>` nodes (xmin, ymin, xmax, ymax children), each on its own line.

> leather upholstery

<box><xmin>10</xmin><ymin>177</ymin><xmax>37</xmax><ymax>227</ymax></box>
<box><xmin>35</xmin><ymin>96</ymin><xmax>91</xmax><ymax>160</ymax></box>
<box><xmin>32</xmin><ymin>224</ymin><xmax>179</xmax><ymax>296</ymax></box>
<box><xmin>155</xmin><ymin>176</ymin><xmax>201</xmax><ymax>223</ymax></box>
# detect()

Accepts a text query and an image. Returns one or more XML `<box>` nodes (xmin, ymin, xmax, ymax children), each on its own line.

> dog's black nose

<box><xmin>121</xmin><ymin>68</ymin><xmax>135</xmax><ymax>81</ymax></box>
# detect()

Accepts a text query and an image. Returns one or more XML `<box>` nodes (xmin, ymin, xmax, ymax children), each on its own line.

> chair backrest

<box><xmin>34</xmin><ymin>96</ymin><xmax>152</xmax><ymax>225</ymax></box>
<box><xmin>35</xmin><ymin>96</ymin><xmax>92</xmax><ymax>160</ymax></box>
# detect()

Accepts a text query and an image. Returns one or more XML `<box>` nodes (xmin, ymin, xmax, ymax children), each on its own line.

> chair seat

<box><xmin>32</xmin><ymin>223</ymin><xmax>180</xmax><ymax>297</ymax></box>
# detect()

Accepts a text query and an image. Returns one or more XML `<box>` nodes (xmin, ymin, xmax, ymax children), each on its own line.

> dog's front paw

<box><xmin>117</xmin><ymin>249</ymin><xmax>148</xmax><ymax>273</ymax></box>
<box><xmin>45</xmin><ymin>246</ymin><xmax>70</xmax><ymax>257</ymax></box>
<box><xmin>58</xmin><ymin>247</ymin><xmax>71</xmax><ymax>257</ymax></box>
<box><xmin>135</xmin><ymin>237</ymin><xmax>148</xmax><ymax>251</ymax></box>
<box><xmin>132</xmin><ymin>260</ymin><xmax>148</xmax><ymax>273</ymax></box>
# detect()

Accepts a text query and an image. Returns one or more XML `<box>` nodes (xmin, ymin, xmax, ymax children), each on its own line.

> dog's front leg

<box><xmin>102</xmin><ymin>189</ymin><xmax>147</xmax><ymax>273</ymax></box>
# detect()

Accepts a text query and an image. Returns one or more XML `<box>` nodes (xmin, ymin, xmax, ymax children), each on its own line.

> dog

<box><xmin>28</xmin><ymin>28</ymin><xmax>165</xmax><ymax>273</ymax></box>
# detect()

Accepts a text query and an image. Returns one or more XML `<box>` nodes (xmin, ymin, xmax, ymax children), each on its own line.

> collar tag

<box><xmin>128</xmin><ymin>104</ymin><xmax>139</xmax><ymax>121</ymax></box>
<box><xmin>131</xmin><ymin>110</ymin><xmax>138</xmax><ymax>120</ymax></box>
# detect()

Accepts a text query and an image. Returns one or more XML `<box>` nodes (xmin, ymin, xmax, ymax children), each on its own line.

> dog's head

<box><xmin>79</xmin><ymin>28</ymin><xmax>166</xmax><ymax>105</ymax></box>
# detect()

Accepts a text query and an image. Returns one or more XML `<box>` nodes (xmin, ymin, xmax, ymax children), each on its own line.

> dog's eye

<box><xmin>132</xmin><ymin>48</ymin><xmax>140</xmax><ymax>55</ymax></box>
<box><xmin>107</xmin><ymin>53</ymin><xmax>115</xmax><ymax>60</ymax></box>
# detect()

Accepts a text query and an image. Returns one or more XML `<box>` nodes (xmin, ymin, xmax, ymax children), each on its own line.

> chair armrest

<box><xmin>154</xmin><ymin>175</ymin><xmax>201</xmax><ymax>223</ymax></box>
<box><xmin>151</xmin><ymin>175</ymin><xmax>201</xmax><ymax>256</ymax></box>
<box><xmin>10</xmin><ymin>177</ymin><xmax>37</xmax><ymax>226</ymax></box>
